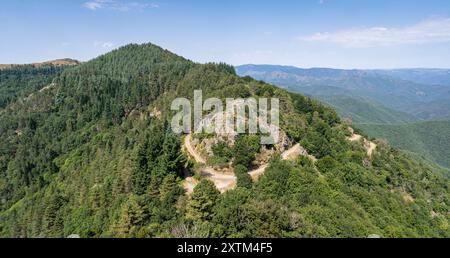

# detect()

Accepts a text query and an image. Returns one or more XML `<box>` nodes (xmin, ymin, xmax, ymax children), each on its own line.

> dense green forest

<box><xmin>0</xmin><ymin>65</ymin><xmax>66</xmax><ymax>109</ymax></box>
<box><xmin>0</xmin><ymin>43</ymin><xmax>449</xmax><ymax>238</ymax></box>
<box><xmin>317</xmin><ymin>95</ymin><xmax>417</xmax><ymax>124</ymax></box>
<box><xmin>358</xmin><ymin>121</ymin><xmax>450</xmax><ymax>169</ymax></box>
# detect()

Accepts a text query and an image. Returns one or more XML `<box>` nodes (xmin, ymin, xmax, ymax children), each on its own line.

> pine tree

<box><xmin>131</xmin><ymin>140</ymin><xmax>151</xmax><ymax>195</ymax></box>
<box><xmin>186</xmin><ymin>180</ymin><xmax>220</xmax><ymax>221</ymax></box>
<box><xmin>234</xmin><ymin>164</ymin><xmax>253</xmax><ymax>189</ymax></box>
<box><xmin>159</xmin><ymin>173</ymin><xmax>182</xmax><ymax>202</ymax></box>
<box><xmin>42</xmin><ymin>194</ymin><xmax>65</xmax><ymax>237</ymax></box>
<box><xmin>114</xmin><ymin>195</ymin><xmax>146</xmax><ymax>237</ymax></box>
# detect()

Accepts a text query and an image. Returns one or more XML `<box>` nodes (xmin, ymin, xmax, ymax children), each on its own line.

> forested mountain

<box><xmin>0</xmin><ymin>43</ymin><xmax>449</xmax><ymax>238</ymax></box>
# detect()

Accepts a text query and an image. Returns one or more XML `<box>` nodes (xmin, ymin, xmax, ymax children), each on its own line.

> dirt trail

<box><xmin>183</xmin><ymin>177</ymin><xmax>198</xmax><ymax>194</ymax></box>
<box><xmin>184</xmin><ymin>134</ymin><xmax>206</xmax><ymax>163</ymax></box>
<box><xmin>183</xmin><ymin>134</ymin><xmax>315</xmax><ymax>194</ymax></box>
<box><xmin>348</xmin><ymin>134</ymin><xmax>362</xmax><ymax>142</ymax></box>
<box><xmin>39</xmin><ymin>83</ymin><xmax>55</xmax><ymax>93</ymax></box>
<box><xmin>282</xmin><ymin>144</ymin><xmax>301</xmax><ymax>160</ymax></box>
<box><xmin>282</xmin><ymin>144</ymin><xmax>317</xmax><ymax>162</ymax></box>
<box><xmin>366</xmin><ymin>141</ymin><xmax>377</xmax><ymax>156</ymax></box>
<box><xmin>248</xmin><ymin>164</ymin><xmax>269</xmax><ymax>181</ymax></box>
<box><xmin>347</xmin><ymin>128</ymin><xmax>377</xmax><ymax>156</ymax></box>
<box><xmin>248</xmin><ymin>144</ymin><xmax>316</xmax><ymax>181</ymax></box>
<box><xmin>183</xmin><ymin>135</ymin><xmax>236</xmax><ymax>194</ymax></box>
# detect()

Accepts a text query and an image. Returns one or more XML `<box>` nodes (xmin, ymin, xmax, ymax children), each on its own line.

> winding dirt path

<box><xmin>184</xmin><ymin>134</ymin><xmax>206</xmax><ymax>164</ymax></box>
<box><xmin>347</xmin><ymin>128</ymin><xmax>377</xmax><ymax>156</ymax></box>
<box><xmin>183</xmin><ymin>135</ymin><xmax>236</xmax><ymax>194</ymax></box>
<box><xmin>282</xmin><ymin>143</ymin><xmax>317</xmax><ymax>162</ymax></box>
<box><xmin>248</xmin><ymin>164</ymin><xmax>269</xmax><ymax>181</ymax></box>
<box><xmin>183</xmin><ymin>134</ymin><xmax>315</xmax><ymax>194</ymax></box>
<box><xmin>184</xmin><ymin>127</ymin><xmax>377</xmax><ymax>194</ymax></box>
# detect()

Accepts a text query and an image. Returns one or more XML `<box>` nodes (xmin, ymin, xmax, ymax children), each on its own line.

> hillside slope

<box><xmin>358</xmin><ymin>121</ymin><xmax>450</xmax><ymax>169</ymax></box>
<box><xmin>0</xmin><ymin>44</ymin><xmax>448</xmax><ymax>238</ymax></box>
<box><xmin>0</xmin><ymin>64</ymin><xmax>70</xmax><ymax>108</ymax></box>
<box><xmin>409</xmin><ymin>98</ymin><xmax>450</xmax><ymax>121</ymax></box>
<box><xmin>317</xmin><ymin>95</ymin><xmax>418</xmax><ymax>124</ymax></box>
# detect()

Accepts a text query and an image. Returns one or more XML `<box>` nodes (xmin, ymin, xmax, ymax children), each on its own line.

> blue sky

<box><xmin>1</xmin><ymin>0</ymin><xmax>450</xmax><ymax>68</ymax></box>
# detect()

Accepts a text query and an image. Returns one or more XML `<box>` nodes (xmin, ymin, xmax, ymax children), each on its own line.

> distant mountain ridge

<box><xmin>236</xmin><ymin>64</ymin><xmax>450</xmax><ymax>169</ymax></box>
<box><xmin>374</xmin><ymin>68</ymin><xmax>450</xmax><ymax>86</ymax></box>
<box><xmin>236</xmin><ymin>64</ymin><xmax>450</xmax><ymax>121</ymax></box>
<box><xmin>238</xmin><ymin>64</ymin><xmax>450</xmax><ymax>85</ymax></box>
<box><xmin>0</xmin><ymin>58</ymin><xmax>80</xmax><ymax>70</ymax></box>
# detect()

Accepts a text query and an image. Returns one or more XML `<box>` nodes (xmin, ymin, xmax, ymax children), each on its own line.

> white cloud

<box><xmin>83</xmin><ymin>0</ymin><xmax>111</xmax><ymax>10</ymax></box>
<box><xmin>94</xmin><ymin>41</ymin><xmax>114</xmax><ymax>48</ymax></box>
<box><xmin>299</xmin><ymin>17</ymin><xmax>450</xmax><ymax>47</ymax></box>
<box><xmin>83</xmin><ymin>0</ymin><xmax>159</xmax><ymax>11</ymax></box>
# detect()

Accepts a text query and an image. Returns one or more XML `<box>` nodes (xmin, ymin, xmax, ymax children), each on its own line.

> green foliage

<box><xmin>212</xmin><ymin>141</ymin><xmax>232</xmax><ymax>161</ymax></box>
<box><xmin>238</xmin><ymin>199</ymin><xmax>291</xmax><ymax>238</ymax></box>
<box><xmin>113</xmin><ymin>195</ymin><xmax>146</xmax><ymax>237</ymax></box>
<box><xmin>0</xmin><ymin>65</ymin><xmax>65</xmax><ymax>108</ymax></box>
<box><xmin>256</xmin><ymin>159</ymin><xmax>293</xmax><ymax>199</ymax></box>
<box><xmin>232</xmin><ymin>134</ymin><xmax>260</xmax><ymax>168</ymax></box>
<box><xmin>234</xmin><ymin>165</ymin><xmax>253</xmax><ymax>189</ymax></box>
<box><xmin>131</xmin><ymin>121</ymin><xmax>186</xmax><ymax>195</ymax></box>
<box><xmin>212</xmin><ymin>187</ymin><xmax>251</xmax><ymax>237</ymax></box>
<box><xmin>358</xmin><ymin>121</ymin><xmax>450</xmax><ymax>170</ymax></box>
<box><xmin>319</xmin><ymin>95</ymin><xmax>418</xmax><ymax>124</ymax></box>
<box><xmin>186</xmin><ymin>180</ymin><xmax>220</xmax><ymax>221</ymax></box>
<box><xmin>208</xmin><ymin>140</ymin><xmax>233</xmax><ymax>167</ymax></box>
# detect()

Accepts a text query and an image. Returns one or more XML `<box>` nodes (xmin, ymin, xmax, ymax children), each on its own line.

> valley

<box><xmin>236</xmin><ymin>64</ymin><xmax>450</xmax><ymax>171</ymax></box>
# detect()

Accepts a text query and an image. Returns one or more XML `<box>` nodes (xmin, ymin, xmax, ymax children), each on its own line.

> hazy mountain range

<box><xmin>236</xmin><ymin>64</ymin><xmax>450</xmax><ymax>169</ymax></box>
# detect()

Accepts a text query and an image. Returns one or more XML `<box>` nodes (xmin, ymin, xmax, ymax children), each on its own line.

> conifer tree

<box><xmin>186</xmin><ymin>180</ymin><xmax>220</xmax><ymax>221</ymax></box>
<box><xmin>234</xmin><ymin>164</ymin><xmax>253</xmax><ymax>189</ymax></box>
